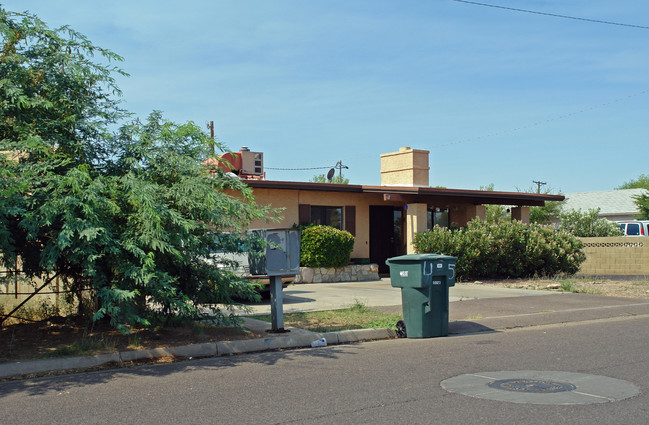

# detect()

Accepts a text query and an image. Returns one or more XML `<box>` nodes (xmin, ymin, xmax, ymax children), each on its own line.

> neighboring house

<box><xmin>562</xmin><ymin>189</ymin><xmax>648</xmax><ymax>222</ymax></box>
<box><xmin>218</xmin><ymin>146</ymin><xmax>563</xmax><ymax>273</ymax></box>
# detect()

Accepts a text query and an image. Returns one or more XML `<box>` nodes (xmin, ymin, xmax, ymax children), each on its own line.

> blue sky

<box><xmin>4</xmin><ymin>1</ymin><xmax>649</xmax><ymax>193</ymax></box>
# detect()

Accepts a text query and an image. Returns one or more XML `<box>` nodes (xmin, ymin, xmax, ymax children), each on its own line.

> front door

<box><xmin>369</xmin><ymin>206</ymin><xmax>404</xmax><ymax>274</ymax></box>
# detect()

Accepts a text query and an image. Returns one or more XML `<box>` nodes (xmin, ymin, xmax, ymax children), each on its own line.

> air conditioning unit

<box><xmin>239</xmin><ymin>147</ymin><xmax>263</xmax><ymax>176</ymax></box>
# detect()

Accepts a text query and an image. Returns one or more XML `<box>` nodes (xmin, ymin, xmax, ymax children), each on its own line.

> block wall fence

<box><xmin>577</xmin><ymin>237</ymin><xmax>649</xmax><ymax>278</ymax></box>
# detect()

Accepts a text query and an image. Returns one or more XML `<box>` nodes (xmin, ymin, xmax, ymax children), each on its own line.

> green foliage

<box><xmin>615</xmin><ymin>175</ymin><xmax>649</xmax><ymax>219</ymax></box>
<box><xmin>633</xmin><ymin>192</ymin><xmax>649</xmax><ymax>220</ymax></box>
<box><xmin>516</xmin><ymin>184</ymin><xmax>564</xmax><ymax>225</ymax></box>
<box><xmin>49</xmin><ymin>334</ymin><xmax>117</xmax><ymax>358</ymax></box>
<box><xmin>558</xmin><ymin>208</ymin><xmax>623</xmax><ymax>237</ymax></box>
<box><xmin>0</xmin><ymin>9</ymin><xmax>272</xmax><ymax>332</ymax></box>
<box><xmin>413</xmin><ymin>219</ymin><xmax>585</xmax><ymax>281</ymax></box>
<box><xmin>310</xmin><ymin>173</ymin><xmax>350</xmax><ymax>184</ymax></box>
<box><xmin>616</xmin><ymin>174</ymin><xmax>649</xmax><ymax>190</ymax></box>
<box><xmin>529</xmin><ymin>201</ymin><xmax>563</xmax><ymax>225</ymax></box>
<box><xmin>300</xmin><ymin>225</ymin><xmax>355</xmax><ymax>268</ymax></box>
<box><xmin>480</xmin><ymin>184</ymin><xmax>508</xmax><ymax>224</ymax></box>
<box><xmin>251</xmin><ymin>300</ymin><xmax>402</xmax><ymax>332</ymax></box>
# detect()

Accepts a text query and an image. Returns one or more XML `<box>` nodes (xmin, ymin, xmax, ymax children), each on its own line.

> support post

<box><xmin>269</xmin><ymin>276</ymin><xmax>286</xmax><ymax>332</ymax></box>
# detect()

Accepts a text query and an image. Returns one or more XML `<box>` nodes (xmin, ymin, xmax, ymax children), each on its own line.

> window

<box><xmin>310</xmin><ymin>206</ymin><xmax>343</xmax><ymax>229</ymax></box>
<box><xmin>627</xmin><ymin>223</ymin><xmax>640</xmax><ymax>236</ymax></box>
<box><xmin>427</xmin><ymin>208</ymin><xmax>450</xmax><ymax>229</ymax></box>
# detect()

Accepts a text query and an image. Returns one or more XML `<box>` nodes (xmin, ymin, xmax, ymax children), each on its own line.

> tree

<box><xmin>479</xmin><ymin>184</ymin><xmax>508</xmax><ymax>223</ymax></box>
<box><xmin>558</xmin><ymin>208</ymin><xmax>622</xmax><ymax>237</ymax></box>
<box><xmin>516</xmin><ymin>185</ymin><xmax>564</xmax><ymax>225</ymax></box>
<box><xmin>0</xmin><ymin>9</ymin><xmax>272</xmax><ymax>331</ymax></box>
<box><xmin>617</xmin><ymin>174</ymin><xmax>649</xmax><ymax>190</ymax></box>
<box><xmin>310</xmin><ymin>173</ymin><xmax>349</xmax><ymax>184</ymax></box>
<box><xmin>633</xmin><ymin>192</ymin><xmax>649</xmax><ymax>219</ymax></box>
<box><xmin>616</xmin><ymin>174</ymin><xmax>649</xmax><ymax>219</ymax></box>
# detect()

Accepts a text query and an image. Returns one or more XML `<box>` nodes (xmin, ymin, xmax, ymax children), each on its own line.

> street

<box><xmin>2</xmin><ymin>314</ymin><xmax>648</xmax><ymax>424</ymax></box>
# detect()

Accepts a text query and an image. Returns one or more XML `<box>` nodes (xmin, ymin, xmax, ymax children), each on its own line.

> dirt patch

<box><xmin>0</xmin><ymin>317</ymin><xmax>266</xmax><ymax>364</ymax></box>
<box><xmin>458</xmin><ymin>277</ymin><xmax>649</xmax><ymax>299</ymax></box>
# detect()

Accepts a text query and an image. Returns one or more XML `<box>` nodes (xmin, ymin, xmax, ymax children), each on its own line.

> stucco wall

<box><xmin>1</xmin><ymin>272</ymin><xmax>64</xmax><ymax>313</ymax></box>
<box><xmin>577</xmin><ymin>237</ymin><xmax>649</xmax><ymax>277</ymax></box>
<box><xmin>249</xmin><ymin>188</ymin><xmax>404</xmax><ymax>259</ymax></box>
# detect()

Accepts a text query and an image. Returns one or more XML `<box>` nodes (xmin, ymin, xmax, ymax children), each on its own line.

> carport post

<box><xmin>269</xmin><ymin>275</ymin><xmax>285</xmax><ymax>331</ymax></box>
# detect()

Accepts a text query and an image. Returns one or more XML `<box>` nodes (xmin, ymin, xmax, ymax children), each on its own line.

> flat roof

<box><xmin>246</xmin><ymin>180</ymin><xmax>564</xmax><ymax>207</ymax></box>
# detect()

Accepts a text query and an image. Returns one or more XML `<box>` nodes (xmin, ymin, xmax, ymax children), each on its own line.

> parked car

<box><xmin>617</xmin><ymin>220</ymin><xmax>649</xmax><ymax>236</ymax></box>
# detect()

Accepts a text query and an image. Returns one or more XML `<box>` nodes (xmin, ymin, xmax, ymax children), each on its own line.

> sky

<box><xmin>3</xmin><ymin>0</ymin><xmax>649</xmax><ymax>194</ymax></box>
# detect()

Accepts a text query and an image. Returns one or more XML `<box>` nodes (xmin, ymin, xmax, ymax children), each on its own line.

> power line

<box><xmin>265</xmin><ymin>166</ymin><xmax>332</xmax><ymax>171</ymax></box>
<box><xmin>453</xmin><ymin>0</ymin><xmax>649</xmax><ymax>30</ymax></box>
<box><xmin>432</xmin><ymin>89</ymin><xmax>649</xmax><ymax>149</ymax></box>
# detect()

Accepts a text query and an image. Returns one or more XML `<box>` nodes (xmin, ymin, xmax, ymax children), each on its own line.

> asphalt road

<box><xmin>2</xmin><ymin>314</ymin><xmax>648</xmax><ymax>424</ymax></box>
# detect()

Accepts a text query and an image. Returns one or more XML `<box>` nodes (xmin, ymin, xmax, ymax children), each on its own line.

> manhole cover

<box><xmin>488</xmin><ymin>378</ymin><xmax>576</xmax><ymax>393</ymax></box>
<box><xmin>441</xmin><ymin>371</ymin><xmax>641</xmax><ymax>405</ymax></box>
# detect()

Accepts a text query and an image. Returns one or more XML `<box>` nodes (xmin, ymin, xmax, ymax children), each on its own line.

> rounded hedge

<box><xmin>412</xmin><ymin>219</ymin><xmax>585</xmax><ymax>281</ymax></box>
<box><xmin>300</xmin><ymin>225</ymin><xmax>355</xmax><ymax>268</ymax></box>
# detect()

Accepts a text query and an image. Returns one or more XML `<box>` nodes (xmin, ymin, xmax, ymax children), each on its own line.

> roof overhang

<box><xmin>246</xmin><ymin>180</ymin><xmax>564</xmax><ymax>207</ymax></box>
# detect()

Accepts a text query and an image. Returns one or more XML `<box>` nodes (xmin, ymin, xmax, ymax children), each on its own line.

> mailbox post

<box><xmin>248</xmin><ymin>228</ymin><xmax>301</xmax><ymax>332</ymax></box>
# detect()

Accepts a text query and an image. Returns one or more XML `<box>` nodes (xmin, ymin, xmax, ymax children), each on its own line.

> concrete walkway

<box><xmin>3</xmin><ymin>280</ymin><xmax>649</xmax><ymax>379</ymax></box>
<box><xmin>234</xmin><ymin>278</ymin><xmax>546</xmax><ymax>315</ymax></box>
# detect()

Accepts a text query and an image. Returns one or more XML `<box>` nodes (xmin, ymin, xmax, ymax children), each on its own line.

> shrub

<box><xmin>412</xmin><ymin>219</ymin><xmax>585</xmax><ymax>281</ymax></box>
<box><xmin>300</xmin><ymin>225</ymin><xmax>355</xmax><ymax>268</ymax></box>
<box><xmin>558</xmin><ymin>208</ymin><xmax>623</xmax><ymax>237</ymax></box>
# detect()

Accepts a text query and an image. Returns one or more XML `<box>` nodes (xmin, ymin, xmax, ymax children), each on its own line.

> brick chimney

<box><xmin>380</xmin><ymin>147</ymin><xmax>429</xmax><ymax>187</ymax></box>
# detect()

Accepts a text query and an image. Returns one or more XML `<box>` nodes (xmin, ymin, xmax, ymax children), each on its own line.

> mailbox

<box><xmin>246</xmin><ymin>228</ymin><xmax>301</xmax><ymax>333</ymax></box>
<box><xmin>247</xmin><ymin>228</ymin><xmax>301</xmax><ymax>276</ymax></box>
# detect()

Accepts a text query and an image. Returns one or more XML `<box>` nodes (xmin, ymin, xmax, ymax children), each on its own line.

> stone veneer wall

<box><xmin>294</xmin><ymin>264</ymin><xmax>380</xmax><ymax>283</ymax></box>
<box><xmin>577</xmin><ymin>237</ymin><xmax>649</xmax><ymax>277</ymax></box>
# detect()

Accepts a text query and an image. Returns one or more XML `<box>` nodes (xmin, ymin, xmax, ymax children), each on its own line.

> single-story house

<box><xmin>220</xmin><ymin>147</ymin><xmax>564</xmax><ymax>273</ymax></box>
<box><xmin>562</xmin><ymin>189</ymin><xmax>648</xmax><ymax>222</ymax></box>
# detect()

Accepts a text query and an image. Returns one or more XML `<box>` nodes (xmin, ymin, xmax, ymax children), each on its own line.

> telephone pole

<box><xmin>207</xmin><ymin>121</ymin><xmax>215</xmax><ymax>154</ymax></box>
<box><xmin>532</xmin><ymin>180</ymin><xmax>547</xmax><ymax>193</ymax></box>
<box><xmin>334</xmin><ymin>160</ymin><xmax>349</xmax><ymax>181</ymax></box>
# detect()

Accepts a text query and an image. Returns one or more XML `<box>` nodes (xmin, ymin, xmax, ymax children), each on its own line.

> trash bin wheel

<box><xmin>396</xmin><ymin>320</ymin><xmax>407</xmax><ymax>338</ymax></box>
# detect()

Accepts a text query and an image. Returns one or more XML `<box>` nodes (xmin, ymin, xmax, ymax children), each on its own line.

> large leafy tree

<box><xmin>616</xmin><ymin>174</ymin><xmax>649</xmax><ymax>219</ymax></box>
<box><xmin>1</xmin><ymin>9</ymin><xmax>271</xmax><ymax>331</ymax></box>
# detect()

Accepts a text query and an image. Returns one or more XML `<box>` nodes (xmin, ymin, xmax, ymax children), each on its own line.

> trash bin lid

<box><xmin>387</xmin><ymin>254</ymin><xmax>456</xmax><ymax>263</ymax></box>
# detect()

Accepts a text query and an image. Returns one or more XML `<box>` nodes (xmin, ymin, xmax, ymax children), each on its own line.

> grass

<box><xmin>554</xmin><ymin>278</ymin><xmax>602</xmax><ymax>295</ymax></box>
<box><xmin>249</xmin><ymin>300</ymin><xmax>402</xmax><ymax>333</ymax></box>
<box><xmin>48</xmin><ymin>334</ymin><xmax>117</xmax><ymax>358</ymax></box>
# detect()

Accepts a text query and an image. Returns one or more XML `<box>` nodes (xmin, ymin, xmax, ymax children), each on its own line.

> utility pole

<box><xmin>334</xmin><ymin>160</ymin><xmax>349</xmax><ymax>182</ymax></box>
<box><xmin>207</xmin><ymin>121</ymin><xmax>215</xmax><ymax>154</ymax></box>
<box><xmin>532</xmin><ymin>180</ymin><xmax>547</xmax><ymax>193</ymax></box>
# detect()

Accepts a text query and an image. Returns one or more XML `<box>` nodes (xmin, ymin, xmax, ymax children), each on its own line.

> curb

<box><xmin>0</xmin><ymin>327</ymin><xmax>397</xmax><ymax>380</ymax></box>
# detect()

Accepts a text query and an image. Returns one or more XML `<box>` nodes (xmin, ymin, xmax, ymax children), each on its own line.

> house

<box><xmin>562</xmin><ymin>189</ymin><xmax>648</xmax><ymax>222</ymax></box>
<box><xmin>220</xmin><ymin>147</ymin><xmax>564</xmax><ymax>273</ymax></box>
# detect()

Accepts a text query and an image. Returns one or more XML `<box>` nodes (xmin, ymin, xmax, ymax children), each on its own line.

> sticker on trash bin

<box><xmin>437</xmin><ymin>263</ymin><xmax>443</xmax><ymax>269</ymax></box>
<box><xmin>400</xmin><ymin>271</ymin><xmax>408</xmax><ymax>277</ymax></box>
<box><xmin>433</xmin><ymin>280</ymin><xmax>442</xmax><ymax>285</ymax></box>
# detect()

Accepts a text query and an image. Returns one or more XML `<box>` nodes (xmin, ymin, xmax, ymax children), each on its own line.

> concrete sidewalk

<box><xmin>234</xmin><ymin>278</ymin><xmax>547</xmax><ymax>316</ymax></box>
<box><xmin>3</xmin><ymin>280</ymin><xmax>649</xmax><ymax>379</ymax></box>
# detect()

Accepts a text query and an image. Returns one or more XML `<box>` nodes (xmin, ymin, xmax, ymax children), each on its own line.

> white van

<box><xmin>617</xmin><ymin>220</ymin><xmax>649</xmax><ymax>236</ymax></box>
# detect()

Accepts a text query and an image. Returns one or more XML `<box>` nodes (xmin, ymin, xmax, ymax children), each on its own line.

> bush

<box><xmin>412</xmin><ymin>219</ymin><xmax>585</xmax><ymax>281</ymax></box>
<box><xmin>558</xmin><ymin>208</ymin><xmax>623</xmax><ymax>237</ymax></box>
<box><xmin>300</xmin><ymin>225</ymin><xmax>355</xmax><ymax>268</ymax></box>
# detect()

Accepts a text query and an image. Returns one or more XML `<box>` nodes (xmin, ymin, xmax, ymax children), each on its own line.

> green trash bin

<box><xmin>386</xmin><ymin>254</ymin><xmax>457</xmax><ymax>338</ymax></box>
